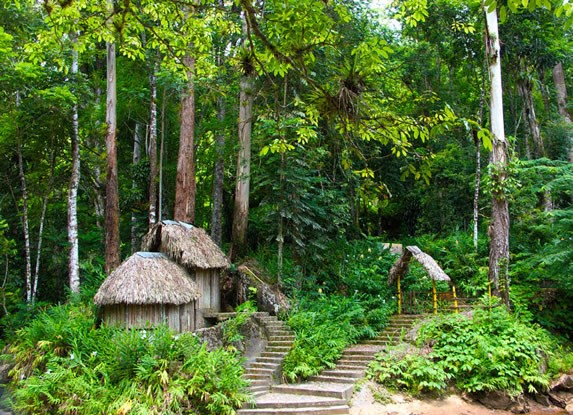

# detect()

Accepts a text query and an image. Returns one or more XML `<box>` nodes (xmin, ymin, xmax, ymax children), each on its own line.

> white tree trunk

<box><xmin>68</xmin><ymin>38</ymin><xmax>81</xmax><ymax>295</ymax></box>
<box><xmin>17</xmin><ymin>142</ymin><xmax>32</xmax><ymax>304</ymax></box>
<box><xmin>131</xmin><ymin>122</ymin><xmax>142</xmax><ymax>253</ymax></box>
<box><xmin>148</xmin><ymin>62</ymin><xmax>158</xmax><ymax>229</ymax></box>
<box><xmin>485</xmin><ymin>6</ymin><xmax>510</xmax><ymax>307</ymax></box>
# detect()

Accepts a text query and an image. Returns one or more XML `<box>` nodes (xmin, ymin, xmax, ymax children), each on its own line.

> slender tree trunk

<box><xmin>32</xmin><ymin>150</ymin><xmax>55</xmax><ymax>303</ymax></box>
<box><xmin>211</xmin><ymin>95</ymin><xmax>225</xmax><ymax>246</ymax></box>
<box><xmin>68</xmin><ymin>40</ymin><xmax>81</xmax><ymax>295</ymax></box>
<box><xmin>473</xmin><ymin>132</ymin><xmax>481</xmax><ymax>251</ymax></box>
<box><xmin>104</xmin><ymin>38</ymin><xmax>120</xmax><ymax>275</ymax></box>
<box><xmin>485</xmin><ymin>6</ymin><xmax>510</xmax><ymax>307</ymax></box>
<box><xmin>174</xmin><ymin>54</ymin><xmax>197</xmax><ymax>224</ymax></box>
<box><xmin>159</xmin><ymin>86</ymin><xmax>166</xmax><ymax>222</ymax></box>
<box><xmin>148</xmin><ymin>61</ymin><xmax>158</xmax><ymax>229</ymax></box>
<box><xmin>231</xmin><ymin>64</ymin><xmax>254</xmax><ymax>261</ymax></box>
<box><xmin>517</xmin><ymin>77</ymin><xmax>544</xmax><ymax>157</ymax></box>
<box><xmin>130</xmin><ymin>123</ymin><xmax>142</xmax><ymax>253</ymax></box>
<box><xmin>17</xmin><ymin>142</ymin><xmax>32</xmax><ymax>304</ymax></box>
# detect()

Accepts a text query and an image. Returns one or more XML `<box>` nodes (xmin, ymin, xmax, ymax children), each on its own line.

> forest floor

<box><xmin>350</xmin><ymin>382</ymin><xmax>569</xmax><ymax>415</ymax></box>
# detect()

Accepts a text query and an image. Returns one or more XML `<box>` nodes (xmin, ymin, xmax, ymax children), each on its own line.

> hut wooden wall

<box><xmin>195</xmin><ymin>269</ymin><xmax>221</xmax><ymax>329</ymax></box>
<box><xmin>102</xmin><ymin>302</ymin><xmax>196</xmax><ymax>332</ymax></box>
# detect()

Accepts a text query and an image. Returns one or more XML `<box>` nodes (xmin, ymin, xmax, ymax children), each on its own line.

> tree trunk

<box><xmin>130</xmin><ymin>122</ymin><xmax>142</xmax><ymax>253</ymax></box>
<box><xmin>553</xmin><ymin>62</ymin><xmax>572</xmax><ymax>123</ymax></box>
<box><xmin>485</xmin><ymin>6</ymin><xmax>510</xmax><ymax>307</ymax></box>
<box><xmin>174</xmin><ymin>54</ymin><xmax>197</xmax><ymax>224</ymax></box>
<box><xmin>517</xmin><ymin>77</ymin><xmax>544</xmax><ymax>157</ymax></box>
<box><xmin>68</xmin><ymin>39</ymin><xmax>81</xmax><ymax>295</ymax></box>
<box><xmin>159</xmin><ymin>86</ymin><xmax>166</xmax><ymax>222</ymax></box>
<box><xmin>104</xmin><ymin>39</ymin><xmax>121</xmax><ymax>275</ymax></box>
<box><xmin>231</xmin><ymin>67</ymin><xmax>254</xmax><ymax>261</ymax></box>
<box><xmin>17</xmin><ymin>141</ymin><xmax>32</xmax><ymax>304</ymax></box>
<box><xmin>148</xmin><ymin>61</ymin><xmax>158</xmax><ymax>229</ymax></box>
<box><xmin>32</xmin><ymin>150</ymin><xmax>55</xmax><ymax>303</ymax></box>
<box><xmin>473</xmin><ymin>131</ymin><xmax>481</xmax><ymax>251</ymax></box>
<box><xmin>211</xmin><ymin>95</ymin><xmax>225</xmax><ymax>246</ymax></box>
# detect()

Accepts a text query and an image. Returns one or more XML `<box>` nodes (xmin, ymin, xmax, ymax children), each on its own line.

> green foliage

<box><xmin>221</xmin><ymin>300</ymin><xmax>256</xmax><ymax>345</ymax></box>
<box><xmin>369</xmin><ymin>347</ymin><xmax>451</xmax><ymax>395</ymax></box>
<box><xmin>6</xmin><ymin>302</ymin><xmax>251</xmax><ymax>415</ymax></box>
<box><xmin>369</xmin><ymin>303</ymin><xmax>573</xmax><ymax>397</ymax></box>
<box><xmin>281</xmin><ymin>239</ymin><xmax>397</xmax><ymax>382</ymax></box>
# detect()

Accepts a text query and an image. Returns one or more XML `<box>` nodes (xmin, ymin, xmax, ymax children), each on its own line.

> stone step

<box><xmin>321</xmin><ymin>369</ymin><xmax>364</xmax><ymax>379</ymax></box>
<box><xmin>249</xmin><ymin>385</ymin><xmax>270</xmax><ymax>395</ymax></box>
<box><xmin>261</xmin><ymin>351</ymin><xmax>288</xmax><ymax>359</ymax></box>
<box><xmin>248</xmin><ymin>362</ymin><xmax>279</xmax><ymax>370</ymax></box>
<box><xmin>245</xmin><ymin>373</ymin><xmax>273</xmax><ymax>380</ymax></box>
<box><xmin>266</xmin><ymin>346</ymin><xmax>291</xmax><ymax>353</ymax></box>
<box><xmin>270</xmin><ymin>335</ymin><xmax>295</xmax><ymax>341</ymax></box>
<box><xmin>237</xmin><ymin>405</ymin><xmax>349</xmax><ymax>415</ymax></box>
<box><xmin>251</xmin><ymin>353</ymin><xmax>284</xmax><ymax>366</ymax></box>
<box><xmin>268</xmin><ymin>340</ymin><xmax>294</xmax><ymax>346</ymax></box>
<box><xmin>309</xmin><ymin>375</ymin><xmax>355</xmax><ymax>384</ymax></box>
<box><xmin>248</xmin><ymin>379</ymin><xmax>270</xmax><ymax>387</ymax></box>
<box><xmin>251</xmin><ymin>393</ymin><xmax>347</xmax><ymax>410</ymax></box>
<box><xmin>272</xmin><ymin>382</ymin><xmax>354</xmax><ymax>400</ymax></box>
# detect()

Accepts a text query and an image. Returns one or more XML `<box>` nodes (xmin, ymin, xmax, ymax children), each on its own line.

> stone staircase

<box><xmin>243</xmin><ymin>313</ymin><xmax>296</xmax><ymax>396</ymax></box>
<box><xmin>238</xmin><ymin>314</ymin><xmax>426</xmax><ymax>415</ymax></box>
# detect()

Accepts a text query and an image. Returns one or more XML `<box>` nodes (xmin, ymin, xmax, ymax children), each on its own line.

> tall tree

<box><xmin>485</xmin><ymin>4</ymin><xmax>510</xmax><ymax>306</ymax></box>
<box><xmin>148</xmin><ymin>60</ymin><xmax>158</xmax><ymax>228</ymax></box>
<box><xmin>104</xmin><ymin>4</ymin><xmax>120</xmax><ymax>274</ymax></box>
<box><xmin>174</xmin><ymin>54</ymin><xmax>197</xmax><ymax>224</ymax></box>
<box><xmin>230</xmin><ymin>45</ymin><xmax>255</xmax><ymax>260</ymax></box>
<box><xmin>67</xmin><ymin>35</ymin><xmax>81</xmax><ymax>294</ymax></box>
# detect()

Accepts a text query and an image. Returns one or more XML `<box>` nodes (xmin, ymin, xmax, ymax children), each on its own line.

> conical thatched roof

<box><xmin>94</xmin><ymin>252</ymin><xmax>200</xmax><ymax>305</ymax></box>
<box><xmin>388</xmin><ymin>245</ymin><xmax>451</xmax><ymax>285</ymax></box>
<box><xmin>141</xmin><ymin>221</ymin><xmax>229</xmax><ymax>270</ymax></box>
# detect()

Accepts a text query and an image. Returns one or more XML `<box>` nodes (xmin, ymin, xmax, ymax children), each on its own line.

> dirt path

<box><xmin>350</xmin><ymin>382</ymin><xmax>569</xmax><ymax>415</ymax></box>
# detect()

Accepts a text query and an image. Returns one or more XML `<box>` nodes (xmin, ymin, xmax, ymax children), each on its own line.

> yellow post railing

<box><xmin>452</xmin><ymin>285</ymin><xmax>459</xmax><ymax>314</ymax></box>
<box><xmin>432</xmin><ymin>279</ymin><xmax>438</xmax><ymax>315</ymax></box>
<box><xmin>397</xmin><ymin>274</ymin><xmax>402</xmax><ymax>315</ymax></box>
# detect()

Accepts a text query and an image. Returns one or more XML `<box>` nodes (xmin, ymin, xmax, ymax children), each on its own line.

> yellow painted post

<box><xmin>452</xmin><ymin>285</ymin><xmax>459</xmax><ymax>314</ymax></box>
<box><xmin>432</xmin><ymin>279</ymin><xmax>438</xmax><ymax>315</ymax></box>
<box><xmin>397</xmin><ymin>274</ymin><xmax>402</xmax><ymax>315</ymax></box>
<box><xmin>487</xmin><ymin>280</ymin><xmax>492</xmax><ymax>299</ymax></box>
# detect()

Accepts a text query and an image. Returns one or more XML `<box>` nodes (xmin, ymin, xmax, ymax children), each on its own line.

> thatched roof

<box><xmin>388</xmin><ymin>245</ymin><xmax>451</xmax><ymax>285</ymax></box>
<box><xmin>94</xmin><ymin>252</ymin><xmax>200</xmax><ymax>305</ymax></box>
<box><xmin>141</xmin><ymin>221</ymin><xmax>229</xmax><ymax>270</ymax></box>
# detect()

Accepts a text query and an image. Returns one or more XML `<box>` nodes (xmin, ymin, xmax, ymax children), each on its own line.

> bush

<box><xmin>5</xmin><ymin>302</ymin><xmax>251</xmax><ymax>415</ymax></box>
<box><xmin>368</xmin><ymin>299</ymin><xmax>573</xmax><ymax>397</ymax></box>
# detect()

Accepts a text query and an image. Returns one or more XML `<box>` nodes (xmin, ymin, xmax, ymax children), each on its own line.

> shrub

<box><xmin>5</xmin><ymin>302</ymin><xmax>251</xmax><ymax>415</ymax></box>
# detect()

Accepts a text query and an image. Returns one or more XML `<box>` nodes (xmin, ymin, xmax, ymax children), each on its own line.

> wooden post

<box><xmin>487</xmin><ymin>280</ymin><xmax>492</xmax><ymax>299</ymax></box>
<box><xmin>432</xmin><ymin>279</ymin><xmax>438</xmax><ymax>315</ymax></box>
<box><xmin>397</xmin><ymin>274</ymin><xmax>402</xmax><ymax>315</ymax></box>
<box><xmin>452</xmin><ymin>285</ymin><xmax>459</xmax><ymax>314</ymax></box>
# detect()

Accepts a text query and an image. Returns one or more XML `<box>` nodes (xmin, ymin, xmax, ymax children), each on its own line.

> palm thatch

<box><xmin>388</xmin><ymin>245</ymin><xmax>451</xmax><ymax>285</ymax></box>
<box><xmin>94</xmin><ymin>252</ymin><xmax>200</xmax><ymax>305</ymax></box>
<box><xmin>142</xmin><ymin>221</ymin><xmax>229</xmax><ymax>270</ymax></box>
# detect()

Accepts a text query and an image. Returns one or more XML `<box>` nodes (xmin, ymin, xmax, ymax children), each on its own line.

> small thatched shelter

<box><xmin>141</xmin><ymin>221</ymin><xmax>230</xmax><ymax>328</ymax></box>
<box><xmin>94</xmin><ymin>252</ymin><xmax>200</xmax><ymax>332</ymax></box>
<box><xmin>388</xmin><ymin>246</ymin><xmax>451</xmax><ymax>285</ymax></box>
<box><xmin>388</xmin><ymin>246</ymin><xmax>451</xmax><ymax>315</ymax></box>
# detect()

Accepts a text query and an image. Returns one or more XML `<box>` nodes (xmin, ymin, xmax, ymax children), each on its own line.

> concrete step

<box><xmin>321</xmin><ymin>369</ymin><xmax>364</xmax><ymax>379</ymax></box>
<box><xmin>268</xmin><ymin>340</ymin><xmax>294</xmax><ymax>346</ymax></box>
<box><xmin>256</xmin><ymin>356</ymin><xmax>284</xmax><ymax>364</ymax></box>
<box><xmin>246</xmin><ymin>367</ymin><xmax>275</xmax><ymax>375</ymax></box>
<box><xmin>309</xmin><ymin>375</ymin><xmax>355</xmax><ymax>384</ymax></box>
<box><xmin>245</xmin><ymin>373</ymin><xmax>273</xmax><ymax>380</ymax></box>
<box><xmin>248</xmin><ymin>385</ymin><xmax>270</xmax><ymax>395</ymax></box>
<box><xmin>270</xmin><ymin>335</ymin><xmax>295</xmax><ymax>341</ymax></box>
<box><xmin>261</xmin><ymin>351</ymin><xmax>288</xmax><ymax>359</ymax></box>
<box><xmin>238</xmin><ymin>405</ymin><xmax>349</xmax><ymax>415</ymax></box>
<box><xmin>266</xmin><ymin>346</ymin><xmax>292</xmax><ymax>353</ymax></box>
<box><xmin>251</xmin><ymin>393</ymin><xmax>347</xmax><ymax>409</ymax></box>
<box><xmin>248</xmin><ymin>362</ymin><xmax>279</xmax><ymax>370</ymax></box>
<box><xmin>335</xmin><ymin>363</ymin><xmax>368</xmax><ymax>371</ymax></box>
<box><xmin>272</xmin><ymin>382</ymin><xmax>353</xmax><ymax>400</ymax></box>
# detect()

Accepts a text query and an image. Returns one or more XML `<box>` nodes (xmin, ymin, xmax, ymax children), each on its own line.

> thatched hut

<box><xmin>94</xmin><ymin>252</ymin><xmax>200</xmax><ymax>332</ymax></box>
<box><xmin>388</xmin><ymin>245</ymin><xmax>452</xmax><ymax>315</ymax></box>
<box><xmin>141</xmin><ymin>220</ymin><xmax>230</xmax><ymax>328</ymax></box>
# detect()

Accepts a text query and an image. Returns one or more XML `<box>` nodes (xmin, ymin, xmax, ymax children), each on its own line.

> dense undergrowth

<box><xmin>279</xmin><ymin>238</ymin><xmax>397</xmax><ymax>382</ymax></box>
<box><xmin>4</xmin><ymin>302</ymin><xmax>251</xmax><ymax>415</ymax></box>
<box><xmin>368</xmin><ymin>299</ymin><xmax>573</xmax><ymax>397</ymax></box>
